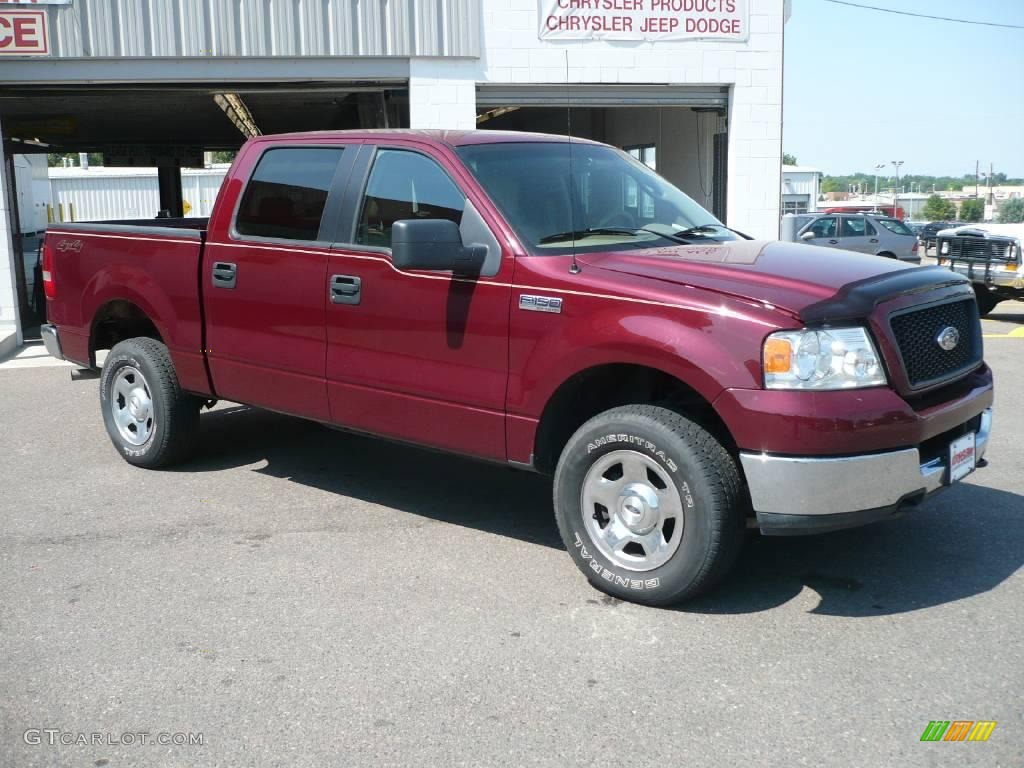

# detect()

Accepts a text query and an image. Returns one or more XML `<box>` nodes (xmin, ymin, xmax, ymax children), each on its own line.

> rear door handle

<box><xmin>330</xmin><ymin>274</ymin><xmax>361</xmax><ymax>305</ymax></box>
<box><xmin>211</xmin><ymin>261</ymin><xmax>237</xmax><ymax>289</ymax></box>
<box><xmin>827</xmin><ymin>239</ymin><xmax>839</xmax><ymax>245</ymax></box>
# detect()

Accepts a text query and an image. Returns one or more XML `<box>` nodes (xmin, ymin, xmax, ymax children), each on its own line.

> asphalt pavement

<box><xmin>1</xmin><ymin>308</ymin><xmax>1022</xmax><ymax>767</ymax></box>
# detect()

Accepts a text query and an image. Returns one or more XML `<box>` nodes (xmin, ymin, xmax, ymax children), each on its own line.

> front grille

<box><xmin>889</xmin><ymin>298</ymin><xmax>981</xmax><ymax>389</ymax></box>
<box><xmin>940</xmin><ymin>234</ymin><xmax>1017</xmax><ymax>262</ymax></box>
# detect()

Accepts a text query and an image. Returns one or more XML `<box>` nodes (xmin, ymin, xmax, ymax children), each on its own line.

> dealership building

<box><xmin>0</xmin><ymin>0</ymin><xmax>787</xmax><ymax>355</ymax></box>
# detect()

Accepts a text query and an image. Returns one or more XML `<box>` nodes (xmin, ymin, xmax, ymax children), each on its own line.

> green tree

<box><xmin>783</xmin><ymin>153</ymin><xmax>798</xmax><ymax>166</ymax></box>
<box><xmin>959</xmin><ymin>198</ymin><xmax>985</xmax><ymax>222</ymax></box>
<box><xmin>211</xmin><ymin>150</ymin><xmax>237</xmax><ymax>164</ymax></box>
<box><xmin>998</xmin><ymin>198</ymin><xmax>1024</xmax><ymax>223</ymax></box>
<box><xmin>922</xmin><ymin>194</ymin><xmax>956</xmax><ymax>221</ymax></box>
<box><xmin>47</xmin><ymin>152</ymin><xmax>103</xmax><ymax>168</ymax></box>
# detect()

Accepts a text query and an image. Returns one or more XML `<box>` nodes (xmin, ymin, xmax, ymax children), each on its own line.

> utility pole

<box><xmin>975</xmin><ymin>159</ymin><xmax>979</xmax><ymax>197</ymax></box>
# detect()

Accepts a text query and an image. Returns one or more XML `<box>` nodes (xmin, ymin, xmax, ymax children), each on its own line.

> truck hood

<box><xmin>577</xmin><ymin>239</ymin><xmax>913</xmax><ymax>317</ymax></box>
<box><xmin>937</xmin><ymin>223</ymin><xmax>1024</xmax><ymax>239</ymax></box>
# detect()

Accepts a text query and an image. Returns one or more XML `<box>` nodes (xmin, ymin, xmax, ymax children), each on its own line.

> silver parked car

<box><xmin>783</xmin><ymin>213</ymin><xmax>921</xmax><ymax>263</ymax></box>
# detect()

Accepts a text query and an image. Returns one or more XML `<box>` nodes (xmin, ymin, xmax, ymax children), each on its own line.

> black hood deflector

<box><xmin>800</xmin><ymin>266</ymin><xmax>971</xmax><ymax>325</ymax></box>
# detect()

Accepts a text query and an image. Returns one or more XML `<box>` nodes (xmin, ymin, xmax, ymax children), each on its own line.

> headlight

<box><xmin>763</xmin><ymin>327</ymin><xmax>886</xmax><ymax>390</ymax></box>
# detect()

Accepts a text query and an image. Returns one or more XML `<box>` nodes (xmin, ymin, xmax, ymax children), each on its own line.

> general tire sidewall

<box><xmin>100</xmin><ymin>348</ymin><xmax>166</xmax><ymax>463</ymax></box>
<box><xmin>554</xmin><ymin>417</ymin><xmax>718</xmax><ymax>604</ymax></box>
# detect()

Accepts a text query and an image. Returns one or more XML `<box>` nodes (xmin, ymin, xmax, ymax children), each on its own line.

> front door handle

<box><xmin>827</xmin><ymin>239</ymin><xmax>839</xmax><ymax>244</ymax></box>
<box><xmin>869</xmin><ymin>238</ymin><xmax>879</xmax><ymax>243</ymax></box>
<box><xmin>211</xmin><ymin>261</ymin><xmax>237</xmax><ymax>289</ymax></box>
<box><xmin>330</xmin><ymin>274</ymin><xmax>361</xmax><ymax>305</ymax></box>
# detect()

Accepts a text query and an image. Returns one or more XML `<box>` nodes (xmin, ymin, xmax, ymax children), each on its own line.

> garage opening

<box><xmin>1</xmin><ymin>81</ymin><xmax>408</xmax><ymax>341</ymax></box>
<box><xmin>475</xmin><ymin>85</ymin><xmax>729</xmax><ymax>223</ymax></box>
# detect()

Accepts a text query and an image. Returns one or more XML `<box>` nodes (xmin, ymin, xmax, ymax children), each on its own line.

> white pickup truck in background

<box><xmin>937</xmin><ymin>223</ymin><xmax>1024</xmax><ymax>315</ymax></box>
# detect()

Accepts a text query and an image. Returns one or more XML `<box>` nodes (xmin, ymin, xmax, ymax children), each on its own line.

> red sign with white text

<box><xmin>0</xmin><ymin>9</ymin><xmax>49</xmax><ymax>55</ymax></box>
<box><xmin>539</xmin><ymin>0</ymin><xmax>748</xmax><ymax>42</ymax></box>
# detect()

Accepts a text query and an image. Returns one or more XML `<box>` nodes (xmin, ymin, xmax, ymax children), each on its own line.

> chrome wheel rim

<box><xmin>110</xmin><ymin>366</ymin><xmax>154</xmax><ymax>446</ymax></box>
<box><xmin>581</xmin><ymin>450</ymin><xmax>684</xmax><ymax>572</ymax></box>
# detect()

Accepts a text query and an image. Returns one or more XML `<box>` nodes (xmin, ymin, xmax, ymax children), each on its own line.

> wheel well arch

<box><xmin>532</xmin><ymin>363</ymin><xmax>735</xmax><ymax>475</ymax></box>
<box><xmin>90</xmin><ymin>299</ymin><xmax>163</xmax><ymax>363</ymax></box>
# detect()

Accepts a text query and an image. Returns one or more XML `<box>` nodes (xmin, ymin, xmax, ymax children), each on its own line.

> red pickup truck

<box><xmin>41</xmin><ymin>130</ymin><xmax>993</xmax><ymax>605</ymax></box>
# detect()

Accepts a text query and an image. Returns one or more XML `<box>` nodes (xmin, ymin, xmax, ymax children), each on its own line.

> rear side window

<box><xmin>235</xmin><ymin>147</ymin><xmax>344</xmax><ymax>241</ymax></box>
<box><xmin>356</xmin><ymin>149</ymin><xmax>465</xmax><ymax>249</ymax></box>
<box><xmin>877</xmin><ymin>218</ymin><xmax>915</xmax><ymax>236</ymax></box>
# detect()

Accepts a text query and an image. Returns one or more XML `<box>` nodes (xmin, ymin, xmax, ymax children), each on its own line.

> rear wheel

<box><xmin>973</xmin><ymin>287</ymin><xmax>1001</xmax><ymax>317</ymax></box>
<box><xmin>553</xmin><ymin>405</ymin><xmax>745</xmax><ymax>606</ymax></box>
<box><xmin>877</xmin><ymin>251</ymin><xmax>897</xmax><ymax>259</ymax></box>
<box><xmin>100</xmin><ymin>338</ymin><xmax>200</xmax><ymax>468</ymax></box>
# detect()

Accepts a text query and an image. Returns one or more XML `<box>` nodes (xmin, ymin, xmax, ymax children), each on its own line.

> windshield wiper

<box><xmin>538</xmin><ymin>227</ymin><xmax>640</xmax><ymax>244</ymax></box>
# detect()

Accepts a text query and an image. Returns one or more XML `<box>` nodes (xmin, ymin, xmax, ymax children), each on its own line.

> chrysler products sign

<box><xmin>539</xmin><ymin>0</ymin><xmax>748</xmax><ymax>41</ymax></box>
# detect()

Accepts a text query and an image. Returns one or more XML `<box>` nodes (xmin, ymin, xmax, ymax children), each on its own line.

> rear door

<box><xmin>323</xmin><ymin>142</ymin><xmax>513</xmax><ymax>459</ymax></box>
<box><xmin>838</xmin><ymin>216</ymin><xmax>876</xmax><ymax>253</ymax></box>
<box><xmin>203</xmin><ymin>143</ymin><xmax>356</xmax><ymax>420</ymax></box>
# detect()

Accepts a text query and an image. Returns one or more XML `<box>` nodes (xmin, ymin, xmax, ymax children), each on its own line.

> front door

<box><xmin>203</xmin><ymin>144</ymin><xmax>354</xmax><ymax>421</ymax></box>
<box><xmin>324</xmin><ymin>143</ymin><xmax>513</xmax><ymax>460</ymax></box>
<box><xmin>801</xmin><ymin>216</ymin><xmax>838</xmax><ymax>248</ymax></box>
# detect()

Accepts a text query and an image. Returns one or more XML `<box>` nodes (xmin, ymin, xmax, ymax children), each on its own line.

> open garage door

<box><xmin>476</xmin><ymin>85</ymin><xmax>729</xmax><ymax>223</ymax></box>
<box><xmin>0</xmin><ymin>78</ymin><xmax>409</xmax><ymax>341</ymax></box>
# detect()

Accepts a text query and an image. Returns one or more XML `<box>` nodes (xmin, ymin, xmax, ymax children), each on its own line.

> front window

<box><xmin>356</xmin><ymin>149</ymin><xmax>465</xmax><ymax>249</ymax></box>
<box><xmin>455</xmin><ymin>142</ymin><xmax>737</xmax><ymax>255</ymax></box>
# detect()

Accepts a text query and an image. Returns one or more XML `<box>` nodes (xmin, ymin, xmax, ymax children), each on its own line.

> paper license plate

<box><xmin>948</xmin><ymin>432</ymin><xmax>977</xmax><ymax>484</ymax></box>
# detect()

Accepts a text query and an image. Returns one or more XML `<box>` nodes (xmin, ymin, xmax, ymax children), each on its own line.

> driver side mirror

<box><xmin>800</xmin><ymin>230</ymin><xmax>816</xmax><ymax>241</ymax></box>
<box><xmin>391</xmin><ymin>219</ymin><xmax>486</xmax><ymax>275</ymax></box>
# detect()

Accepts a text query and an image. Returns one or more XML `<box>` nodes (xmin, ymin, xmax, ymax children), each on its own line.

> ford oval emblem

<box><xmin>936</xmin><ymin>326</ymin><xmax>960</xmax><ymax>351</ymax></box>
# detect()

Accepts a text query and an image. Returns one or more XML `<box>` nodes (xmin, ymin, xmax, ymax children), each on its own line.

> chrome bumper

<box><xmin>740</xmin><ymin>408</ymin><xmax>992</xmax><ymax>534</ymax></box>
<box><xmin>40</xmin><ymin>323</ymin><xmax>64</xmax><ymax>360</ymax></box>
<box><xmin>947</xmin><ymin>263</ymin><xmax>1024</xmax><ymax>289</ymax></box>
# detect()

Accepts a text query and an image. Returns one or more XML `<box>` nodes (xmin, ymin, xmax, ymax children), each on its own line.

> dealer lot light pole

<box><xmin>891</xmin><ymin>160</ymin><xmax>904</xmax><ymax>218</ymax></box>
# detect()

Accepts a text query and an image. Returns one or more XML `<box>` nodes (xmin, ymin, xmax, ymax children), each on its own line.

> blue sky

<box><xmin>783</xmin><ymin>0</ymin><xmax>1024</xmax><ymax>176</ymax></box>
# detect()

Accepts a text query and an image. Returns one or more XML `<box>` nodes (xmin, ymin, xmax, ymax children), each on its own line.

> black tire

<box><xmin>973</xmin><ymin>287</ymin><xmax>1000</xmax><ymax>317</ymax></box>
<box><xmin>553</xmin><ymin>405</ymin><xmax>745</xmax><ymax>606</ymax></box>
<box><xmin>99</xmin><ymin>337</ymin><xmax>200</xmax><ymax>468</ymax></box>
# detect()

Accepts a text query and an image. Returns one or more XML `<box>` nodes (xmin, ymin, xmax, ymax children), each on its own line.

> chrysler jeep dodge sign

<box><xmin>539</xmin><ymin>0</ymin><xmax>748</xmax><ymax>41</ymax></box>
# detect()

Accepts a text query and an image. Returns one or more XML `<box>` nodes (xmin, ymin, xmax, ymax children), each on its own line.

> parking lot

<box><xmin>1</xmin><ymin>308</ymin><xmax>1021</xmax><ymax>767</ymax></box>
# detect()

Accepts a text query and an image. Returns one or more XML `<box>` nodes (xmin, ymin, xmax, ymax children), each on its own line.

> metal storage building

<box><xmin>1</xmin><ymin>0</ymin><xmax>788</xmax><ymax>354</ymax></box>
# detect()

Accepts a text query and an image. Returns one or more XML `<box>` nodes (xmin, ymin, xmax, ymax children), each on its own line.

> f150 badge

<box><xmin>57</xmin><ymin>239</ymin><xmax>84</xmax><ymax>253</ymax></box>
<box><xmin>519</xmin><ymin>294</ymin><xmax>563</xmax><ymax>313</ymax></box>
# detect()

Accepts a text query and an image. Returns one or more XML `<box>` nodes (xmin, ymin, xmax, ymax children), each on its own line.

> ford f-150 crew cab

<box><xmin>41</xmin><ymin>130</ymin><xmax>994</xmax><ymax>605</ymax></box>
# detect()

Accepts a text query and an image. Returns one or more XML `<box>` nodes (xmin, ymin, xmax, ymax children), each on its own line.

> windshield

<box><xmin>877</xmin><ymin>218</ymin><xmax>915</xmax><ymax>236</ymax></box>
<box><xmin>455</xmin><ymin>142</ymin><xmax>738</xmax><ymax>255</ymax></box>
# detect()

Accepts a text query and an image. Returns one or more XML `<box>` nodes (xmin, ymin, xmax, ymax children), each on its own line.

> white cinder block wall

<box><xmin>407</xmin><ymin>0</ymin><xmax>785</xmax><ymax>240</ymax></box>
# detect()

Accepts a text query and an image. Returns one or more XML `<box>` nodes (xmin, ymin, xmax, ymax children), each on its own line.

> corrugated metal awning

<box><xmin>476</xmin><ymin>85</ymin><xmax>728</xmax><ymax>108</ymax></box>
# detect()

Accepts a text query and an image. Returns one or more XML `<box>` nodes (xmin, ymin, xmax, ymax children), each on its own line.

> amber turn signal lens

<box><xmin>763</xmin><ymin>337</ymin><xmax>792</xmax><ymax>374</ymax></box>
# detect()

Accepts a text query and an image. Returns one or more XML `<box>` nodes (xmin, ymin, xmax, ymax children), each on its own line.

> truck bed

<box><xmin>43</xmin><ymin>219</ymin><xmax>212</xmax><ymax>395</ymax></box>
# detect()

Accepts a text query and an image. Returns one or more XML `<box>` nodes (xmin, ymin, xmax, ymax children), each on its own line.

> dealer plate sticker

<box><xmin>949</xmin><ymin>432</ymin><xmax>976</xmax><ymax>483</ymax></box>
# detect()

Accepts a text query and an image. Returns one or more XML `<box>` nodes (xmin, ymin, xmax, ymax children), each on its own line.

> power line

<box><xmin>822</xmin><ymin>0</ymin><xmax>1024</xmax><ymax>29</ymax></box>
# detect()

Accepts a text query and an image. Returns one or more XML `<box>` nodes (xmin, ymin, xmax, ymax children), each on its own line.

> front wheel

<box><xmin>553</xmin><ymin>405</ymin><xmax>745</xmax><ymax>606</ymax></box>
<box><xmin>100</xmin><ymin>338</ymin><xmax>200</xmax><ymax>468</ymax></box>
<box><xmin>973</xmin><ymin>286</ymin><xmax>1001</xmax><ymax>317</ymax></box>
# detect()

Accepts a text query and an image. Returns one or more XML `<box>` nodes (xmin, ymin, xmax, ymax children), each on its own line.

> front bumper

<box><xmin>741</xmin><ymin>408</ymin><xmax>992</xmax><ymax>535</ymax></box>
<box><xmin>945</xmin><ymin>262</ymin><xmax>1023</xmax><ymax>289</ymax></box>
<box><xmin>40</xmin><ymin>323</ymin><xmax>64</xmax><ymax>360</ymax></box>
